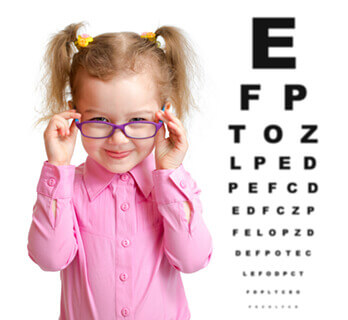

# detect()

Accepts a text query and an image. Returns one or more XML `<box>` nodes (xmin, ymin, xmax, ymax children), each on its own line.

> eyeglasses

<box><xmin>74</xmin><ymin>105</ymin><xmax>165</xmax><ymax>139</ymax></box>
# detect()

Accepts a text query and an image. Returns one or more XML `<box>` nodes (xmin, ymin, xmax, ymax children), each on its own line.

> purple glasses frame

<box><xmin>74</xmin><ymin>104</ymin><xmax>165</xmax><ymax>139</ymax></box>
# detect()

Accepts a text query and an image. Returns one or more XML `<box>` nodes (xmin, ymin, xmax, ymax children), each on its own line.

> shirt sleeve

<box><xmin>27</xmin><ymin>161</ymin><xmax>78</xmax><ymax>272</ymax></box>
<box><xmin>152</xmin><ymin>164</ymin><xmax>213</xmax><ymax>274</ymax></box>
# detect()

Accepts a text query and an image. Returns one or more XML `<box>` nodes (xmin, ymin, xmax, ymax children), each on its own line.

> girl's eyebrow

<box><xmin>84</xmin><ymin>108</ymin><xmax>101</xmax><ymax>114</ymax></box>
<box><xmin>126</xmin><ymin>110</ymin><xmax>154</xmax><ymax>116</ymax></box>
<box><xmin>84</xmin><ymin>109</ymin><xmax>154</xmax><ymax>116</ymax></box>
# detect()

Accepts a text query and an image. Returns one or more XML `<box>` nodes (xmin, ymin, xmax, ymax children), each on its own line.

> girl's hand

<box><xmin>154</xmin><ymin>105</ymin><xmax>188</xmax><ymax>170</ymax></box>
<box><xmin>43</xmin><ymin>110</ymin><xmax>81</xmax><ymax>166</ymax></box>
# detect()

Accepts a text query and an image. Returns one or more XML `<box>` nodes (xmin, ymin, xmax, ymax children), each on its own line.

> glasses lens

<box><xmin>81</xmin><ymin>122</ymin><xmax>113</xmax><ymax>138</ymax></box>
<box><xmin>125</xmin><ymin>122</ymin><xmax>157</xmax><ymax>138</ymax></box>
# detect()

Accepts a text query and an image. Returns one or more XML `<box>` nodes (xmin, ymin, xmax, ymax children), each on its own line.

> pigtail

<box><xmin>155</xmin><ymin>26</ymin><xmax>201</xmax><ymax>122</ymax></box>
<box><xmin>34</xmin><ymin>21</ymin><xmax>88</xmax><ymax>127</ymax></box>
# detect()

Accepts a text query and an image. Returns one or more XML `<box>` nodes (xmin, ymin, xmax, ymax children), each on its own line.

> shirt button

<box><xmin>121</xmin><ymin>239</ymin><xmax>130</xmax><ymax>247</ymax></box>
<box><xmin>48</xmin><ymin>178</ymin><xmax>56</xmax><ymax>186</ymax></box>
<box><xmin>121</xmin><ymin>202</ymin><xmax>130</xmax><ymax>211</ymax></box>
<box><xmin>120</xmin><ymin>173</ymin><xmax>129</xmax><ymax>182</ymax></box>
<box><xmin>121</xmin><ymin>307</ymin><xmax>130</xmax><ymax>317</ymax></box>
<box><xmin>119</xmin><ymin>272</ymin><xmax>128</xmax><ymax>281</ymax></box>
<box><xmin>180</xmin><ymin>180</ymin><xmax>186</xmax><ymax>189</ymax></box>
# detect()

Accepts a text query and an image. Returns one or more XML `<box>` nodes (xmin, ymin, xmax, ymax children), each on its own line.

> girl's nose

<box><xmin>107</xmin><ymin>128</ymin><xmax>130</xmax><ymax>144</ymax></box>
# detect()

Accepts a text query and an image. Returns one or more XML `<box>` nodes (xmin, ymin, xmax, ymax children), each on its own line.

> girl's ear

<box><xmin>164</xmin><ymin>101</ymin><xmax>171</xmax><ymax>111</ymax></box>
<box><xmin>68</xmin><ymin>100</ymin><xmax>74</xmax><ymax>110</ymax></box>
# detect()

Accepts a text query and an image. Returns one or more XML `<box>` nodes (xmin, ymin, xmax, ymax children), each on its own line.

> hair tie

<box><xmin>74</xmin><ymin>33</ymin><xmax>93</xmax><ymax>49</ymax></box>
<box><xmin>140</xmin><ymin>32</ymin><xmax>161</xmax><ymax>48</ymax></box>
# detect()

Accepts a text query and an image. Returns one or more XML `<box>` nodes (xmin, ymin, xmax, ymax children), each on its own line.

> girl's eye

<box><xmin>130</xmin><ymin>117</ymin><xmax>146</xmax><ymax>122</ymax></box>
<box><xmin>91</xmin><ymin>117</ymin><xmax>108</xmax><ymax>122</ymax></box>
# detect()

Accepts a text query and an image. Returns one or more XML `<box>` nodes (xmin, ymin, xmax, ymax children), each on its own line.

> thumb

<box><xmin>154</xmin><ymin>123</ymin><xmax>165</xmax><ymax>146</ymax></box>
<box><xmin>69</xmin><ymin>118</ymin><xmax>79</xmax><ymax>136</ymax></box>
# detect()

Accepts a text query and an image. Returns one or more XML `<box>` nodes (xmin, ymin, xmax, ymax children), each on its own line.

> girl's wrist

<box><xmin>155</xmin><ymin>164</ymin><xmax>180</xmax><ymax>170</ymax></box>
<box><xmin>48</xmin><ymin>160</ymin><xmax>70</xmax><ymax>166</ymax></box>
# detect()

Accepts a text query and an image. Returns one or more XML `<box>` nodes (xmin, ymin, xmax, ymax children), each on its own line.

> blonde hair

<box><xmin>34</xmin><ymin>21</ymin><xmax>202</xmax><ymax>128</ymax></box>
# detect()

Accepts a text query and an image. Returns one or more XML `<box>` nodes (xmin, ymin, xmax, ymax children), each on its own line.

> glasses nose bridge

<box><xmin>109</xmin><ymin>123</ymin><xmax>128</xmax><ymax>139</ymax></box>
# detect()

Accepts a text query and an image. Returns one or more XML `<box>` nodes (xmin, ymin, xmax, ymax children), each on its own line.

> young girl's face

<box><xmin>70</xmin><ymin>68</ymin><xmax>162</xmax><ymax>173</ymax></box>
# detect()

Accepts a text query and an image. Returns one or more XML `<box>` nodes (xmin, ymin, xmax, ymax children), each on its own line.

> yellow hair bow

<box><xmin>140</xmin><ymin>32</ymin><xmax>161</xmax><ymax>48</ymax></box>
<box><xmin>74</xmin><ymin>33</ymin><xmax>93</xmax><ymax>48</ymax></box>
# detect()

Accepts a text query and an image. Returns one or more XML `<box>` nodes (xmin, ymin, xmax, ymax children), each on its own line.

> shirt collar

<box><xmin>83</xmin><ymin>152</ymin><xmax>156</xmax><ymax>202</ymax></box>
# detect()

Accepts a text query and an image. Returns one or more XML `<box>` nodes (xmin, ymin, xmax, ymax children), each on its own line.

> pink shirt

<box><xmin>27</xmin><ymin>152</ymin><xmax>213</xmax><ymax>320</ymax></box>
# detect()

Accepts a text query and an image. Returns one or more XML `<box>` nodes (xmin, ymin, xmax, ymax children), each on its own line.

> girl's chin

<box><xmin>102</xmin><ymin>157</ymin><xmax>135</xmax><ymax>173</ymax></box>
<box><xmin>104</xmin><ymin>164</ymin><xmax>130</xmax><ymax>174</ymax></box>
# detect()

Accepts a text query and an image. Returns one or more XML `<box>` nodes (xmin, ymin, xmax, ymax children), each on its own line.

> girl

<box><xmin>27</xmin><ymin>21</ymin><xmax>213</xmax><ymax>320</ymax></box>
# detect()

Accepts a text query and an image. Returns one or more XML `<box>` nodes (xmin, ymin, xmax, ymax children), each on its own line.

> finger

<box><xmin>60</xmin><ymin>119</ymin><xmax>73</xmax><ymax>137</ymax></box>
<box><xmin>167</xmin><ymin>121</ymin><xmax>186</xmax><ymax>144</ymax></box>
<box><xmin>154</xmin><ymin>123</ymin><xmax>166</xmax><ymax>145</ymax></box>
<box><xmin>68</xmin><ymin>118</ymin><xmax>78</xmax><ymax>136</ymax></box>
<box><xmin>66</xmin><ymin>115</ymin><xmax>82</xmax><ymax>135</ymax></box>
<box><xmin>57</xmin><ymin>113</ymin><xmax>81</xmax><ymax>136</ymax></box>
<box><xmin>59</xmin><ymin>110</ymin><xmax>82</xmax><ymax>120</ymax></box>
<box><xmin>70</xmin><ymin>117</ymin><xmax>81</xmax><ymax>135</ymax></box>
<box><xmin>157</xmin><ymin>110</ymin><xmax>177</xmax><ymax>129</ymax></box>
<box><xmin>51</xmin><ymin>117</ymin><xmax>69</xmax><ymax>137</ymax></box>
<box><xmin>56</xmin><ymin>116</ymin><xmax>78</xmax><ymax>136</ymax></box>
<box><xmin>154</xmin><ymin>111</ymin><xmax>161</xmax><ymax>123</ymax></box>
<box><xmin>156</xmin><ymin>110</ymin><xmax>168</xmax><ymax>124</ymax></box>
<box><xmin>70</xmin><ymin>116</ymin><xmax>79</xmax><ymax>129</ymax></box>
<box><xmin>164</xmin><ymin>108</ymin><xmax>180</xmax><ymax>123</ymax></box>
<box><xmin>161</xmin><ymin>109</ymin><xmax>184</xmax><ymax>130</ymax></box>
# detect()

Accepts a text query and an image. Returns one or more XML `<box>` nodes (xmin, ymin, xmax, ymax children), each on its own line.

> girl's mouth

<box><xmin>105</xmin><ymin>149</ymin><xmax>131</xmax><ymax>159</ymax></box>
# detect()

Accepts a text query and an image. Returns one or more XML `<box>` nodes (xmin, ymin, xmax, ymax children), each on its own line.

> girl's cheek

<box><xmin>134</xmin><ymin>139</ymin><xmax>153</xmax><ymax>149</ymax></box>
<box><xmin>82</xmin><ymin>138</ymin><xmax>98</xmax><ymax>150</ymax></box>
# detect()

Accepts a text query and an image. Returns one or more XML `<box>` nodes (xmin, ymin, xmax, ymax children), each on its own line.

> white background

<box><xmin>1</xmin><ymin>0</ymin><xmax>347</xmax><ymax>319</ymax></box>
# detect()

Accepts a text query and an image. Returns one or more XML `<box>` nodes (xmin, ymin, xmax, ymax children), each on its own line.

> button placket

<box><xmin>115</xmin><ymin>173</ymin><xmax>135</xmax><ymax>319</ymax></box>
<box><xmin>119</xmin><ymin>272</ymin><xmax>128</xmax><ymax>281</ymax></box>
<box><xmin>121</xmin><ymin>202</ymin><xmax>130</xmax><ymax>211</ymax></box>
<box><xmin>121</xmin><ymin>239</ymin><xmax>130</xmax><ymax>247</ymax></box>
<box><xmin>121</xmin><ymin>307</ymin><xmax>130</xmax><ymax>317</ymax></box>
